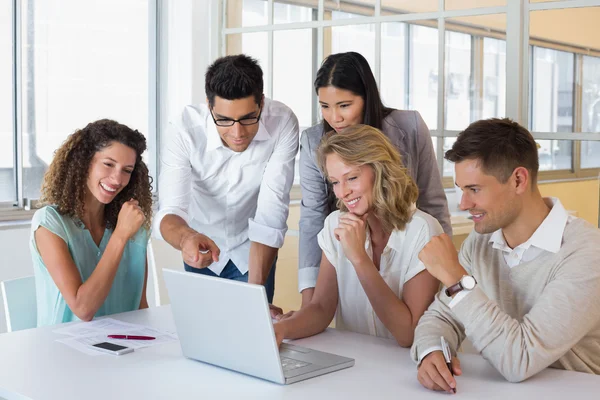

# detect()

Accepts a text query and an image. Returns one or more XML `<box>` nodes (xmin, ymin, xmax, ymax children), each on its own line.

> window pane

<box><xmin>443</xmin><ymin>138</ymin><xmax>457</xmax><ymax>177</ymax></box>
<box><xmin>445</xmin><ymin>30</ymin><xmax>472</xmax><ymax>131</ymax></box>
<box><xmin>274</xmin><ymin>0</ymin><xmax>315</xmax><ymax>24</ymax></box>
<box><xmin>21</xmin><ymin>0</ymin><xmax>150</xmax><ymax>200</ymax></box>
<box><xmin>380</xmin><ymin>22</ymin><xmax>407</xmax><ymax>110</ymax></box>
<box><xmin>530</xmin><ymin>47</ymin><xmax>574</xmax><ymax>171</ymax></box>
<box><xmin>327</xmin><ymin>1</ymin><xmax>375</xmax><ymax>19</ymax></box>
<box><xmin>325</xmin><ymin>24</ymin><xmax>376</xmax><ymax>72</ymax></box>
<box><xmin>582</xmin><ymin>55</ymin><xmax>600</xmax><ymax>169</ymax></box>
<box><xmin>482</xmin><ymin>37</ymin><xmax>506</xmax><ymax>120</ymax></box>
<box><xmin>445</xmin><ymin>14</ymin><xmax>507</xmax><ymax>131</ymax></box>
<box><xmin>0</xmin><ymin>2</ymin><xmax>14</xmax><ymax>203</ymax></box>
<box><xmin>409</xmin><ymin>22</ymin><xmax>438</xmax><ymax>130</ymax></box>
<box><xmin>227</xmin><ymin>0</ymin><xmax>267</xmax><ymax>28</ymax></box>
<box><xmin>273</xmin><ymin>29</ymin><xmax>314</xmax><ymax>128</ymax></box>
<box><xmin>226</xmin><ymin>32</ymin><xmax>270</xmax><ymax>96</ymax></box>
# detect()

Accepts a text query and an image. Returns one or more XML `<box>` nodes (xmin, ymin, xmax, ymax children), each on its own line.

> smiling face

<box><xmin>210</xmin><ymin>95</ymin><xmax>262</xmax><ymax>152</ymax></box>
<box><xmin>455</xmin><ymin>158</ymin><xmax>522</xmax><ymax>234</ymax></box>
<box><xmin>86</xmin><ymin>141</ymin><xmax>137</xmax><ymax>205</ymax></box>
<box><xmin>318</xmin><ymin>86</ymin><xmax>365</xmax><ymax>133</ymax></box>
<box><xmin>325</xmin><ymin>153</ymin><xmax>375</xmax><ymax>216</ymax></box>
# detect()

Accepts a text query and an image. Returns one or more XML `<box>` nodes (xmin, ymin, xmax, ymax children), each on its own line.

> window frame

<box><xmin>0</xmin><ymin>0</ymin><xmax>160</xmax><ymax>221</ymax></box>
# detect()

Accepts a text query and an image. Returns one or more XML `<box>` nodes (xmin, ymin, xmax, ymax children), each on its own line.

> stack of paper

<box><xmin>54</xmin><ymin>318</ymin><xmax>178</xmax><ymax>356</ymax></box>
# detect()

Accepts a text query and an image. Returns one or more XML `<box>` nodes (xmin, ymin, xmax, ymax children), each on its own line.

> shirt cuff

<box><xmin>448</xmin><ymin>289</ymin><xmax>474</xmax><ymax>308</ymax></box>
<box><xmin>416</xmin><ymin>346</ymin><xmax>444</xmax><ymax>366</ymax></box>
<box><xmin>298</xmin><ymin>267</ymin><xmax>320</xmax><ymax>292</ymax></box>
<box><xmin>248</xmin><ymin>218</ymin><xmax>286</xmax><ymax>249</ymax></box>
<box><xmin>152</xmin><ymin>207</ymin><xmax>191</xmax><ymax>241</ymax></box>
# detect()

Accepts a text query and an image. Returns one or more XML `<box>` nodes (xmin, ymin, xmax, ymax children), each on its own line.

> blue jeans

<box><xmin>184</xmin><ymin>259</ymin><xmax>276</xmax><ymax>304</ymax></box>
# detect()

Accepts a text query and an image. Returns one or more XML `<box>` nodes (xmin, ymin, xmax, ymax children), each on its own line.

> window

<box><xmin>530</xmin><ymin>47</ymin><xmax>574</xmax><ymax>171</ymax></box>
<box><xmin>273</xmin><ymin>28</ymin><xmax>314</xmax><ymax>128</ymax></box>
<box><xmin>445</xmin><ymin>30</ymin><xmax>472</xmax><ymax>131</ymax></box>
<box><xmin>409</xmin><ymin>23</ymin><xmax>439</xmax><ymax>130</ymax></box>
<box><xmin>380</xmin><ymin>22</ymin><xmax>407</xmax><ymax>110</ymax></box>
<box><xmin>2</xmin><ymin>0</ymin><xmax>156</xmax><ymax>213</ymax></box>
<box><xmin>482</xmin><ymin>37</ymin><xmax>506</xmax><ymax>120</ymax></box>
<box><xmin>222</xmin><ymin>1</ymin><xmax>600</xmax><ymax>189</ymax></box>
<box><xmin>326</xmin><ymin>23</ymin><xmax>377</xmax><ymax>72</ymax></box>
<box><xmin>582</xmin><ymin>55</ymin><xmax>600</xmax><ymax>169</ymax></box>
<box><xmin>528</xmin><ymin>6</ymin><xmax>600</xmax><ymax>179</ymax></box>
<box><xmin>0</xmin><ymin>2</ymin><xmax>14</xmax><ymax>204</ymax></box>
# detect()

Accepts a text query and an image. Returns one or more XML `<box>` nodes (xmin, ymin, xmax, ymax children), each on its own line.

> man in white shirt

<box><xmin>412</xmin><ymin>118</ymin><xmax>600</xmax><ymax>393</ymax></box>
<box><xmin>154</xmin><ymin>55</ymin><xmax>299</xmax><ymax>305</ymax></box>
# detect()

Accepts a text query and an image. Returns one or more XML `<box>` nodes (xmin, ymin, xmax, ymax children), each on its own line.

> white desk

<box><xmin>1</xmin><ymin>306</ymin><xmax>598</xmax><ymax>400</ymax></box>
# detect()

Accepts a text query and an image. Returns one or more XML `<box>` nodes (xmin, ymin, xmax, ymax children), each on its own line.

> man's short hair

<box><xmin>445</xmin><ymin>118</ymin><xmax>539</xmax><ymax>184</ymax></box>
<box><xmin>205</xmin><ymin>54</ymin><xmax>263</xmax><ymax>107</ymax></box>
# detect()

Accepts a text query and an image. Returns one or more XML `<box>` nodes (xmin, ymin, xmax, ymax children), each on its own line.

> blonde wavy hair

<box><xmin>40</xmin><ymin>119</ymin><xmax>153</xmax><ymax>231</ymax></box>
<box><xmin>317</xmin><ymin>124</ymin><xmax>418</xmax><ymax>233</ymax></box>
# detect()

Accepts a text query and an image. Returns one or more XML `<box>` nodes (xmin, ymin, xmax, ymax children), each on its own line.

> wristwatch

<box><xmin>445</xmin><ymin>275</ymin><xmax>477</xmax><ymax>297</ymax></box>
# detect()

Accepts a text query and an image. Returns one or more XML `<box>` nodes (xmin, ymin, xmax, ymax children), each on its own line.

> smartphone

<box><xmin>91</xmin><ymin>341</ymin><xmax>134</xmax><ymax>355</ymax></box>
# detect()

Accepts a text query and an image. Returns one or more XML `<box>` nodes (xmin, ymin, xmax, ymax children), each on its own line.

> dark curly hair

<box><xmin>40</xmin><ymin>119</ymin><xmax>153</xmax><ymax>231</ymax></box>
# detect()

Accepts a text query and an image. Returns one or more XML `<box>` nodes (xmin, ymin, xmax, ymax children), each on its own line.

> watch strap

<box><xmin>445</xmin><ymin>281</ymin><xmax>463</xmax><ymax>297</ymax></box>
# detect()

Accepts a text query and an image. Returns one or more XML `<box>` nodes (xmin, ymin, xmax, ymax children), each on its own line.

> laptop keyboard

<box><xmin>280</xmin><ymin>356</ymin><xmax>311</xmax><ymax>371</ymax></box>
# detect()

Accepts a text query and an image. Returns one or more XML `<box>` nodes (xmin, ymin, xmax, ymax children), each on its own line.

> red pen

<box><xmin>107</xmin><ymin>334</ymin><xmax>156</xmax><ymax>340</ymax></box>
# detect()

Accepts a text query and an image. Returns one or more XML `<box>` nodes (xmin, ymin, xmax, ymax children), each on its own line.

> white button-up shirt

<box><xmin>153</xmin><ymin>98</ymin><xmax>299</xmax><ymax>276</ymax></box>
<box><xmin>318</xmin><ymin>208</ymin><xmax>444</xmax><ymax>340</ymax></box>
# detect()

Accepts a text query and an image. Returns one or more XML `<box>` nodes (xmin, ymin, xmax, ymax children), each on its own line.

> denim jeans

<box><xmin>184</xmin><ymin>258</ymin><xmax>276</xmax><ymax>303</ymax></box>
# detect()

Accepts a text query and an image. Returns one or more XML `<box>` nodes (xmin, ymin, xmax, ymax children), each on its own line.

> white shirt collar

<box><xmin>205</xmin><ymin>108</ymin><xmax>271</xmax><ymax>152</ymax></box>
<box><xmin>488</xmin><ymin>197</ymin><xmax>568</xmax><ymax>254</ymax></box>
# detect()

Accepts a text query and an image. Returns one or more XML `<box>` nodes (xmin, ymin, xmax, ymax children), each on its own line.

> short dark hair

<box><xmin>205</xmin><ymin>54</ymin><xmax>263</xmax><ymax>106</ymax></box>
<box><xmin>314</xmin><ymin>52</ymin><xmax>392</xmax><ymax>132</ymax></box>
<box><xmin>445</xmin><ymin>118</ymin><xmax>539</xmax><ymax>184</ymax></box>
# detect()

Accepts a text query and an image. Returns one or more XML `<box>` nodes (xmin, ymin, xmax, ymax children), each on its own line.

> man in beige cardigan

<box><xmin>412</xmin><ymin>118</ymin><xmax>600</xmax><ymax>394</ymax></box>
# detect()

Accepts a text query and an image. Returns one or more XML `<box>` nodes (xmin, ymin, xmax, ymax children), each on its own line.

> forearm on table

<box><xmin>279</xmin><ymin>301</ymin><xmax>333</xmax><ymax>340</ymax></box>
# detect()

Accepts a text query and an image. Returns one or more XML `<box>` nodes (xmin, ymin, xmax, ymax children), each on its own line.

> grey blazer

<box><xmin>298</xmin><ymin>110</ymin><xmax>452</xmax><ymax>291</ymax></box>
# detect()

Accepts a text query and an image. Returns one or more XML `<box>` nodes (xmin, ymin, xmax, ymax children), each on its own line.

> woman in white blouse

<box><xmin>274</xmin><ymin>124</ymin><xmax>443</xmax><ymax>347</ymax></box>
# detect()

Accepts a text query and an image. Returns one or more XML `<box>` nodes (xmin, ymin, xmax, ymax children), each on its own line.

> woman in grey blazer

<box><xmin>297</xmin><ymin>52</ymin><xmax>451</xmax><ymax>306</ymax></box>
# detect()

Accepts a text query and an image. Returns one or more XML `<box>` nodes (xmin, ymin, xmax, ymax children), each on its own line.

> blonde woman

<box><xmin>274</xmin><ymin>125</ymin><xmax>442</xmax><ymax>347</ymax></box>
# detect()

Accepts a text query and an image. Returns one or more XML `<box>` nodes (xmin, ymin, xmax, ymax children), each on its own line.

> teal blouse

<box><xmin>30</xmin><ymin>206</ymin><xmax>148</xmax><ymax>327</ymax></box>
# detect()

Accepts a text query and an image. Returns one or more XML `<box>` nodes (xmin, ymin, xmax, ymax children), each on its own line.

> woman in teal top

<box><xmin>30</xmin><ymin>119</ymin><xmax>153</xmax><ymax>326</ymax></box>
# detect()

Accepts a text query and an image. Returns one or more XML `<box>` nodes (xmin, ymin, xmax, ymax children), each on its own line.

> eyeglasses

<box><xmin>210</xmin><ymin>106</ymin><xmax>262</xmax><ymax>127</ymax></box>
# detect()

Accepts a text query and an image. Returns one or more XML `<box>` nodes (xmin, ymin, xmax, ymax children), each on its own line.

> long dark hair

<box><xmin>314</xmin><ymin>51</ymin><xmax>392</xmax><ymax>133</ymax></box>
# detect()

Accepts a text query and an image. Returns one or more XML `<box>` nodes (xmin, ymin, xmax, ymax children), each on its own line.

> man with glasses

<box><xmin>154</xmin><ymin>55</ymin><xmax>299</xmax><ymax>307</ymax></box>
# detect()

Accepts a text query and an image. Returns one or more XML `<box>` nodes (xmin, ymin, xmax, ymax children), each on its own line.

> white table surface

<box><xmin>1</xmin><ymin>305</ymin><xmax>598</xmax><ymax>400</ymax></box>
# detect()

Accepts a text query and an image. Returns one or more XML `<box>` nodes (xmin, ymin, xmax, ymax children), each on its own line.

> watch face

<box><xmin>461</xmin><ymin>276</ymin><xmax>476</xmax><ymax>290</ymax></box>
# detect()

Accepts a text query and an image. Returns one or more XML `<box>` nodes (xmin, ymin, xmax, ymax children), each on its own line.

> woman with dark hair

<box><xmin>297</xmin><ymin>51</ymin><xmax>451</xmax><ymax>306</ymax></box>
<box><xmin>274</xmin><ymin>125</ymin><xmax>442</xmax><ymax>346</ymax></box>
<box><xmin>30</xmin><ymin>119</ymin><xmax>153</xmax><ymax>326</ymax></box>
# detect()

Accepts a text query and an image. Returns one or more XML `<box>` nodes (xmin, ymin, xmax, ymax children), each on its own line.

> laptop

<box><xmin>163</xmin><ymin>269</ymin><xmax>355</xmax><ymax>384</ymax></box>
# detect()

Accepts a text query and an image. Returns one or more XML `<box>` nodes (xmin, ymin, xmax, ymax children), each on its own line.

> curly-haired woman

<box><xmin>30</xmin><ymin>119</ymin><xmax>153</xmax><ymax>326</ymax></box>
<box><xmin>274</xmin><ymin>125</ymin><xmax>442</xmax><ymax>347</ymax></box>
